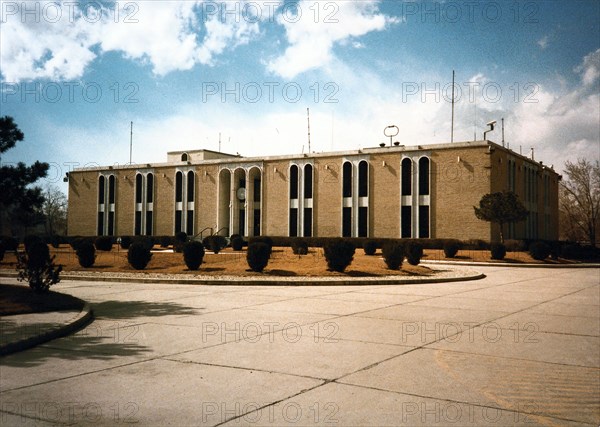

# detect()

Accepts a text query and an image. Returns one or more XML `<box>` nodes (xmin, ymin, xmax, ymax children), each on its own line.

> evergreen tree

<box><xmin>0</xmin><ymin>117</ymin><xmax>49</xmax><ymax>233</ymax></box>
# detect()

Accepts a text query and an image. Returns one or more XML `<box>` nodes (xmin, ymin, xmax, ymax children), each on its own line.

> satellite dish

<box><xmin>236</xmin><ymin>187</ymin><xmax>246</xmax><ymax>201</ymax></box>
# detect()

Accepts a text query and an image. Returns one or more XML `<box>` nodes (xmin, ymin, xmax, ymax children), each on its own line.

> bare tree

<box><xmin>42</xmin><ymin>185</ymin><xmax>67</xmax><ymax>236</ymax></box>
<box><xmin>560</xmin><ymin>159</ymin><xmax>600</xmax><ymax>247</ymax></box>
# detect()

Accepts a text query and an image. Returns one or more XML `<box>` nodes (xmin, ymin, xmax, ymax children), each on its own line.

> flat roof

<box><xmin>71</xmin><ymin>140</ymin><xmax>558</xmax><ymax>175</ymax></box>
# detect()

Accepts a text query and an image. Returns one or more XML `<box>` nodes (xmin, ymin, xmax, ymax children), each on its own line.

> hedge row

<box><xmin>1</xmin><ymin>235</ymin><xmax>598</xmax><ymax>261</ymax></box>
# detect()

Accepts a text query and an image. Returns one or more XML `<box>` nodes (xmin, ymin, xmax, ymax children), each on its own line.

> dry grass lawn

<box><xmin>0</xmin><ymin>244</ymin><xmax>558</xmax><ymax>278</ymax></box>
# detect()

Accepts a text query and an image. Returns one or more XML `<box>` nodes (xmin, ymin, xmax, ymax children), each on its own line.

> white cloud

<box><xmin>537</xmin><ymin>35</ymin><xmax>549</xmax><ymax>50</ymax></box>
<box><xmin>0</xmin><ymin>1</ymin><xmax>261</xmax><ymax>81</ymax></box>
<box><xmin>267</xmin><ymin>0</ymin><xmax>399</xmax><ymax>79</ymax></box>
<box><xmin>575</xmin><ymin>48</ymin><xmax>600</xmax><ymax>86</ymax></box>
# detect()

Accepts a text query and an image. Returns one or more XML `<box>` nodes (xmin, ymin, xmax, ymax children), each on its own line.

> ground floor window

<box><xmin>401</xmin><ymin>206</ymin><xmax>412</xmax><ymax>238</ymax></box>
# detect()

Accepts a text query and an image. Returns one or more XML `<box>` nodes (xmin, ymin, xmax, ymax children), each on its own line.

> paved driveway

<box><xmin>1</xmin><ymin>266</ymin><xmax>599</xmax><ymax>426</ymax></box>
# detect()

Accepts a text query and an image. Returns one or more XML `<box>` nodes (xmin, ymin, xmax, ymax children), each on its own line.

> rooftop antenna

<box><xmin>129</xmin><ymin>121</ymin><xmax>133</xmax><ymax>164</ymax></box>
<box><xmin>307</xmin><ymin>108</ymin><xmax>311</xmax><ymax>153</ymax></box>
<box><xmin>451</xmin><ymin>70</ymin><xmax>455</xmax><ymax>143</ymax></box>
<box><xmin>473</xmin><ymin>92</ymin><xmax>477</xmax><ymax>141</ymax></box>
<box><xmin>218</xmin><ymin>132</ymin><xmax>221</xmax><ymax>152</ymax></box>
<box><xmin>331</xmin><ymin>110</ymin><xmax>334</xmax><ymax>151</ymax></box>
<box><xmin>501</xmin><ymin>118</ymin><xmax>505</xmax><ymax>147</ymax></box>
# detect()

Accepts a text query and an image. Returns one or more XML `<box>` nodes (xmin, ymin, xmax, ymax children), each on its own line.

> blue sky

<box><xmin>1</xmin><ymin>0</ymin><xmax>599</xmax><ymax>192</ymax></box>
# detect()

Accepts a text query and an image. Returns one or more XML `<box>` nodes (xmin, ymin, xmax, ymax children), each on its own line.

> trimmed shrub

<box><xmin>16</xmin><ymin>241</ymin><xmax>62</xmax><ymax>293</ymax></box>
<box><xmin>49</xmin><ymin>235</ymin><xmax>61</xmax><ymax>249</ymax></box>
<box><xmin>1</xmin><ymin>236</ymin><xmax>19</xmax><ymax>251</ymax></box>
<box><xmin>70</xmin><ymin>237</ymin><xmax>94</xmax><ymax>251</ymax></box>
<box><xmin>120</xmin><ymin>236</ymin><xmax>133</xmax><ymax>249</ymax></box>
<box><xmin>291</xmin><ymin>238</ymin><xmax>309</xmax><ymax>255</ymax></box>
<box><xmin>548</xmin><ymin>241</ymin><xmax>561</xmax><ymax>260</ymax></box>
<box><xmin>463</xmin><ymin>239</ymin><xmax>490</xmax><ymax>250</ymax></box>
<box><xmin>247</xmin><ymin>242</ymin><xmax>271</xmax><ymax>272</ymax></box>
<box><xmin>183</xmin><ymin>241</ymin><xmax>205</xmax><ymax>270</ymax></box>
<box><xmin>490</xmin><ymin>243</ymin><xmax>506</xmax><ymax>260</ymax></box>
<box><xmin>529</xmin><ymin>241</ymin><xmax>551</xmax><ymax>261</ymax></box>
<box><xmin>76</xmin><ymin>240</ymin><xmax>96</xmax><ymax>268</ymax></box>
<box><xmin>405</xmin><ymin>241</ymin><xmax>424</xmax><ymax>266</ymax></box>
<box><xmin>95</xmin><ymin>236</ymin><xmax>113</xmax><ymax>251</ymax></box>
<box><xmin>69</xmin><ymin>236</ymin><xmax>82</xmax><ymax>250</ymax></box>
<box><xmin>443</xmin><ymin>240</ymin><xmax>461</xmax><ymax>258</ymax></box>
<box><xmin>203</xmin><ymin>235</ymin><xmax>228</xmax><ymax>254</ymax></box>
<box><xmin>382</xmin><ymin>241</ymin><xmax>404</xmax><ymax>270</ymax></box>
<box><xmin>174</xmin><ymin>232</ymin><xmax>188</xmax><ymax>253</ymax></box>
<box><xmin>324</xmin><ymin>239</ymin><xmax>355</xmax><ymax>273</ymax></box>
<box><xmin>160</xmin><ymin>235</ymin><xmax>173</xmax><ymax>248</ymax></box>
<box><xmin>230</xmin><ymin>234</ymin><xmax>244</xmax><ymax>251</ymax></box>
<box><xmin>561</xmin><ymin>243</ymin><xmax>583</xmax><ymax>260</ymax></box>
<box><xmin>132</xmin><ymin>236</ymin><xmax>154</xmax><ymax>251</ymax></box>
<box><xmin>249</xmin><ymin>236</ymin><xmax>273</xmax><ymax>255</ymax></box>
<box><xmin>24</xmin><ymin>235</ymin><xmax>43</xmax><ymax>252</ymax></box>
<box><xmin>504</xmin><ymin>239</ymin><xmax>527</xmax><ymax>252</ymax></box>
<box><xmin>363</xmin><ymin>240</ymin><xmax>378</xmax><ymax>256</ymax></box>
<box><xmin>128</xmin><ymin>242</ymin><xmax>152</xmax><ymax>270</ymax></box>
<box><xmin>0</xmin><ymin>242</ymin><xmax>5</xmax><ymax>262</ymax></box>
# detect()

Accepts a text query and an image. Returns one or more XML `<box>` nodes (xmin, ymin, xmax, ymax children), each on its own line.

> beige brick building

<box><xmin>67</xmin><ymin>140</ymin><xmax>560</xmax><ymax>242</ymax></box>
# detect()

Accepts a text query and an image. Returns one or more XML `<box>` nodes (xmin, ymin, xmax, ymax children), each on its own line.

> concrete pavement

<box><xmin>1</xmin><ymin>265</ymin><xmax>598</xmax><ymax>426</ymax></box>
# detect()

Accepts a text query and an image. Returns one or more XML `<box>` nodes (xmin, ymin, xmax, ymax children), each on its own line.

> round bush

<box><xmin>382</xmin><ymin>242</ymin><xmax>404</xmax><ymax>270</ymax></box>
<box><xmin>202</xmin><ymin>235</ymin><xmax>228</xmax><ymax>254</ymax></box>
<box><xmin>504</xmin><ymin>239</ymin><xmax>526</xmax><ymax>252</ymax></box>
<box><xmin>16</xmin><ymin>241</ymin><xmax>61</xmax><ymax>293</ymax></box>
<box><xmin>26</xmin><ymin>240</ymin><xmax>49</xmax><ymax>268</ymax></box>
<box><xmin>49</xmin><ymin>235</ymin><xmax>61</xmax><ymax>249</ymax></box>
<box><xmin>120</xmin><ymin>236</ymin><xmax>133</xmax><ymax>249</ymax></box>
<box><xmin>291</xmin><ymin>238</ymin><xmax>309</xmax><ymax>255</ymax></box>
<box><xmin>247</xmin><ymin>242</ymin><xmax>271</xmax><ymax>272</ymax></box>
<box><xmin>133</xmin><ymin>236</ymin><xmax>154</xmax><ymax>251</ymax></box>
<box><xmin>160</xmin><ymin>235</ymin><xmax>173</xmax><ymax>248</ymax></box>
<box><xmin>250</xmin><ymin>236</ymin><xmax>273</xmax><ymax>255</ymax></box>
<box><xmin>405</xmin><ymin>241</ymin><xmax>424</xmax><ymax>266</ymax></box>
<box><xmin>443</xmin><ymin>240</ymin><xmax>460</xmax><ymax>258</ymax></box>
<box><xmin>95</xmin><ymin>236</ymin><xmax>113</xmax><ymax>251</ymax></box>
<box><xmin>324</xmin><ymin>239</ymin><xmax>355</xmax><ymax>272</ymax></box>
<box><xmin>24</xmin><ymin>235</ymin><xmax>43</xmax><ymax>252</ymax></box>
<box><xmin>490</xmin><ymin>243</ymin><xmax>506</xmax><ymax>260</ymax></box>
<box><xmin>183</xmin><ymin>241</ymin><xmax>205</xmax><ymax>270</ymax></box>
<box><xmin>230</xmin><ymin>234</ymin><xmax>244</xmax><ymax>251</ymax></box>
<box><xmin>76</xmin><ymin>240</ymin><xmax>96</xmax><ymax>268</ymax></box>
<box><xmin>1</xmin><ymin>236</ymin><xmax>18</xmax><ymax>251</ymax></box>
<box><xmin>174</xmin><ymin>232</ymin><xmax>188</xmax><ymax>253</ymax></box>
<box><xmin>561</xmin><ymin>243</ymin><xmax>583</xmax><ymax>260</ymax></box>
<box><xmin>128</xmin><ymin>242</ymin><xmax>152</xmax><ymax>270</ymax></box>
<box><xmin>529</xmin><ymin>241</ymin><xmax>551</xmax><ymax>261</ymax></box>
<box><xmin>363</xmin><ymin>240</ymin><xmax>377</xmax><ymax>256</ymax></box>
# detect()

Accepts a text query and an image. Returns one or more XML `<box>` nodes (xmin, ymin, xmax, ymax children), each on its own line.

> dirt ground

<box><xmin>0</xmin><ymin>244</ymin><xmax>556</xmax><ymax>278</ymax></box>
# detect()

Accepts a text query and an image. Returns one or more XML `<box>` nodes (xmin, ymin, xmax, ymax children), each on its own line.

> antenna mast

<box><xmin>451</xmin><ymin>70</ymin><xmax>455</xmax><ymax>143</ymax></box>
<box><xmin>307</xmin><ymin>108</ymin><xmax>311</xmax><ymax>153</ymax></box>
<box><xmin>219</xmin><ymin>132</ymin><xmax>221</xmax><ymax>152</ymax></box>
<box><xmin>501</xmin><ymin>118</ymin><xmax>505</xmax><ymax>147</ymax></box>
<box><xmin>473</xmin><ymin>92</ymin><xmax>477</xmax><ymax>141</ymax></box>
<box><xmin>129</xmin><ymin>121</ymin><xmax>133</xmax><ymax>164</ymax></box>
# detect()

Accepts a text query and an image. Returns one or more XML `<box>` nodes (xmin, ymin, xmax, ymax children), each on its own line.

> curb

<box><xmin>1</xmin><ymin>270</ymin><xmax>485</xmax><ymax>286</ymax></box>
<box><xmin>422</xmin><ymin>261</ymin><xmax>600</xmax><ymax>268</ymax></box>
<box><xmin>0</xmin><ymin>302</ymin><xmax>94</xmax><ymax>357</ymax></box>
